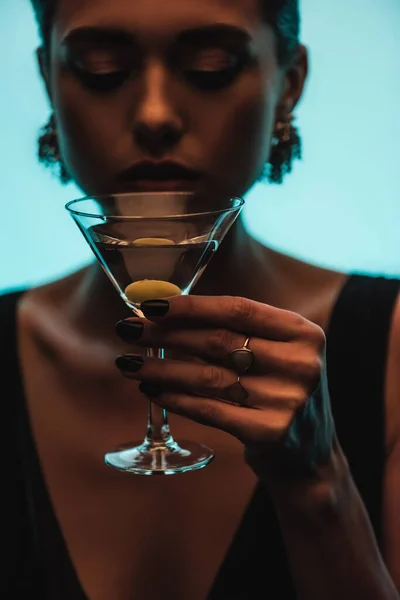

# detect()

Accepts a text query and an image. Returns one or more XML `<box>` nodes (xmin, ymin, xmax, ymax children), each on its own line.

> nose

<box><xmin>132</xmin><ymin>63</ymin><xmax>184</xmax><ymax>156</ymax></box>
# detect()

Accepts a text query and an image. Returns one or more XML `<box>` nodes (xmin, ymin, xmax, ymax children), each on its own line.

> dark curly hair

<box><xmin>31</xmin><ymin>0</ymin><xmax>302</xmax><ymax>184</ymax></box>
<box><xmin>31</xmin><ymin>0</ymin><xmax>300</xmax><ymax>65</ymax></box>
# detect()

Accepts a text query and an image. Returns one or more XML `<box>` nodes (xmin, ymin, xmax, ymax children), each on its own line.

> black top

<box><xmin>1</xmin><ymin>274</ymin><xmax>399</xmax><ymax>599</ymax></box>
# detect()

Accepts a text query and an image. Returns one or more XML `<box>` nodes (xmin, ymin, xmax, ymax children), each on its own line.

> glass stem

<box><xmin>145</xmin><ymin>348</ymin><xmax>173</xmax><ymax>447</ymax></box>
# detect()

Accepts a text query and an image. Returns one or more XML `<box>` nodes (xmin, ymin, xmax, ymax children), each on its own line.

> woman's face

<box><xmin>42</xmin><ymin>0</ymin><xmax>307</xmax><ymax>197</ymax></box>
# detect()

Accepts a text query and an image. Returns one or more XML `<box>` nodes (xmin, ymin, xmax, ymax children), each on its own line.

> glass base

<box><xmin>104</xmin><ymin>438</ymin><xmax>214</xmax><ymax>475</ymax></box>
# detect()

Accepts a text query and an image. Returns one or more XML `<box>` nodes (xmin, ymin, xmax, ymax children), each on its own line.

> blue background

<box><xmin>1</xmin><ymin>0</ymin><xmax>400</xmax><ymax>291</ymax></box>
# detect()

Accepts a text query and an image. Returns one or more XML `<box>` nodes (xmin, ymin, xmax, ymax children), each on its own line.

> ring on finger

<box><xmin>228</xmin><ymin>337</ymin><xmax>254</xmax><ymax>374</ymax></box>
<box><xmin>225</xmin><ymin>375</ymin><xmax>250</xmax><ymax>406</ymax></box>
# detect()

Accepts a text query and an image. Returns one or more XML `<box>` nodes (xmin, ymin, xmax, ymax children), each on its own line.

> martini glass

<box><xmin>66</xmin><ymin>192</ymin><xmax>244</xmax><ymax>475</ymax></box>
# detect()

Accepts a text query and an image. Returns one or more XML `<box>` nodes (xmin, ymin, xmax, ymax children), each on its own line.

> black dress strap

<box><xmin>0</xmin><ymin>291</ymin><xmax>25</xmax><ymax>373</ymax></box>
<box><xmin>0</xmin><ymin>291</ymin><xmax>87</xmax><ymax>599</ymax></box>
<box><xmin>0</xmin><ymin>291</ymin><xmax>42</xmax><ymax>597</ymax></box>
<box><xmin>326</xmin><ymin>274</ymin><xmax>400</xmax><ymax>546</ymax></box>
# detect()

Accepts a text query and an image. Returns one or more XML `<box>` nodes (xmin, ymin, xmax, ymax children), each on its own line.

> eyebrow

<box><xmin>62</xmin><ymin>27</ymin><xmax>133</xmax><ymax>47</ymax></box>
<box><xmin>177</xmin><ymin>24</ymin><xmax>252</xmax><ymax>45</ymax></box>
<box><xmin>62</xmin><ymin>24</ymin><xmax>253</xmax><ymax>47</ymax></box>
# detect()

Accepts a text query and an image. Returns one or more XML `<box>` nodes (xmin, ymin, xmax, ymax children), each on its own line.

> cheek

<box><xmin>52</xmin><ymin>76</ymin><xmax>131</xmax><ymax>192</ymax></box>
<box><xmin>191</xmin><ymin>84</ymin><xmax>276</xmax><ymax>196</ymax></box>
<box><xmin>219</xmin><ymin>95</ymin><xmax>274</xmax><ymax>189</ymax></box>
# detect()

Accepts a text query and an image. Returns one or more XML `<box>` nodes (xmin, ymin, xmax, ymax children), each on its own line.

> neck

<box><xmin>194</xmin><ymin>217</ymin><xmax>315</xmax><ymax>303</ymax></box>
<box><xmin>193</xmin><ymin>216</ymin><xmax>255</xmax><ymax>297</ymax></box>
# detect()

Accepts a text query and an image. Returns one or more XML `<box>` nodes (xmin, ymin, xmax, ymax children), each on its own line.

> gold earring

<box><xmin>265</xmin><ymin>112</ymin><xmax>302</xmax><ymax>184</ymax></box>
<box><xmin>38</xmin><ymin>114</ymin><xmax>71</xmax><ymax>184</ymax></box>
<box><xmin>274</xmin><ymin>113</ymin><xmax>295</xmax><ymax>144</ymax></box>
<box><xmin>38</xmin><ymin>114</ymin><xmax>60</xmax><ymax>163</ymax></box>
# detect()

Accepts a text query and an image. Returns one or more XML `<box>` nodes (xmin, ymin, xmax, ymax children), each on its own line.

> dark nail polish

<box><xmin>116</xmin><ymin>355</ymin><xmax>144</xmax><ymax>372</ymax></box>
<box><xmin>140</xmin><ymin>299</ymin><xmax>170</xmax><ymax>318</ymax></box>
<box><xmin>115</xmin><ymin>320</ymin><xmax>144</xmax><ymax>341</ymax></box>
<box><xmin>139</xmin><ymin>382</ymin><xmax>163</xmax><ymax>398</ymax></box>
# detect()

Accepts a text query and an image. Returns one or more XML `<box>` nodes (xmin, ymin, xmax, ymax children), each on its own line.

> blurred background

<box><xmin>1</xmin><ymin>0</ymin><xmax>400</xmax><ymax>292</ymax></box>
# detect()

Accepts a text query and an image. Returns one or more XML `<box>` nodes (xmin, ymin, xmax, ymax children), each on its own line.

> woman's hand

<box><xmin>115</xmin><ymin>295</ymin><xmax>335</xmax><ymax>483</ymax></box>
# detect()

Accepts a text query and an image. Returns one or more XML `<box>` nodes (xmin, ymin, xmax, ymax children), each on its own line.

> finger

<box><xmin>116</xmin><ymin>355</ymin><xmax>309</xmax><ymax>410</ymax></box>
<box><xmin>117</xmin><ymin>355</ymin><xmax>238</xmax><ymax>400</ymax></box>
<box><xmin>116</xmin><ymin>320</ymin><xmax>322</xmax><ymax>382</ymax></box>
<box><xmin>137</xmin><ymin>387</ymin><xmax>293</xmax><ymax>446</ymax></box>
<box><xmin>139</xmin><ymin>295</ymin><xmax>317</xmax><ymax>342</ymax></box>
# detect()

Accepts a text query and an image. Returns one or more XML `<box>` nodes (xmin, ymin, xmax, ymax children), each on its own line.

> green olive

<box><xmin>133</xmin><ymin>238</ymin><xmax>174</xmax><ymax>246</ymax></box>
<box><xmin>125</xmin><ymin>280</ymin><xmax>182</xmax><ymax>303</ymax></box>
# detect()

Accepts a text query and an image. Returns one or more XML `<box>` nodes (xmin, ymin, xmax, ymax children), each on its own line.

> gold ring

<box><xmin>228</xmin><ymin>337</ymin><xmax>254</xmax><ymax>374</ymax></box>
<box><xmin>226</xmin><ymin>375</ymin><xmax>249</xmax><ymax>405</ymax></box>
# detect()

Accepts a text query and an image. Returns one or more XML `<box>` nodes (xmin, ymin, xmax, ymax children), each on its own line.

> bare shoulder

<box><xmin>18</xmin><ymin>268</ymin><xmax>93</xmax><ymax>352</ymax></box>
<box><xmin>18</xmin><ymin>268</ymin><xmax>93</xmax><ymax>369</ymax></box>
<box><xmin>253</xmin><ymin>246</ymin><xmax>350</xmax><ymax>331</ymax></box>
<box><xmin>21</xmin><ymin>269</ymin><xmax>87</xmax><ymax>315</ymax></box>
<box><xmin>382</xmin><ymin>289</ymin><xmax>400</xmax><ymax>589</ymax></box>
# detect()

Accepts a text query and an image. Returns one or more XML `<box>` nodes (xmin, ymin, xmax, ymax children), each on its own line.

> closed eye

<box><xmin>75</xmin><ymin>70</ymin><xmax>131</xmax><ymax>91</ymax></box>
<box><xmin>181</xmin><ymin>48</ymin><xmax>250</xmax><ymax>91</ymax></box>
<box><xmin>188</xmin><ymin>48</ymin><xmax>237</xmax><ymax>71</ymax></box>
<box><xmin>66</xmin><ymin>47</ymin><xmax>136</xmax><ymax>92</ymax></box>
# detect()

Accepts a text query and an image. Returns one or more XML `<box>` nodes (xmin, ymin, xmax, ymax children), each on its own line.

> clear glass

<box><xmin>66</xmin><ymin>192</ymin><xmax>244</xmax><ymax>475</ymax></box>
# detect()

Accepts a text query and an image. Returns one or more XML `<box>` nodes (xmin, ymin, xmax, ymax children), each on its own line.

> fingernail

<box><xmin>116</xmin><ymin>355</ymin><xmax>144</xmax><ymax>373</ymax></box>
<box><xmin>115</xmin><ymin>320</ymin><xmax>144</xmax><ymax>341</ymax></box>
<box><xmin>139</xmin><ymin>382</ymin><xmax>163</xmax><ymax>398</ymax></box>
<box><xmin>140</xmin><ymin>299</ymin><xmax>170</xmax><ymax>318</ymax></box>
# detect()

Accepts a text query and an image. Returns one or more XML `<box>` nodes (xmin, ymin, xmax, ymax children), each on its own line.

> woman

<box><xmin>1</xmin><ymin>0</ymin><xmax>399</xmax><ymax>598</ymax></box>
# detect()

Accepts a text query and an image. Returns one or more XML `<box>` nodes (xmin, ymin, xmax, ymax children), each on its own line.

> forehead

<box><xmin>54</xmin><ymin>0</ymin><xmax>264</xmax><ymax>39</ymax></box>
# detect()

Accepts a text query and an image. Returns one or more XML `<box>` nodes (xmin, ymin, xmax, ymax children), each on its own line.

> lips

<box><xmin>117</xmin><ymin>161</ymin><xmax>202</xmax><ymax>192</ymax></box>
